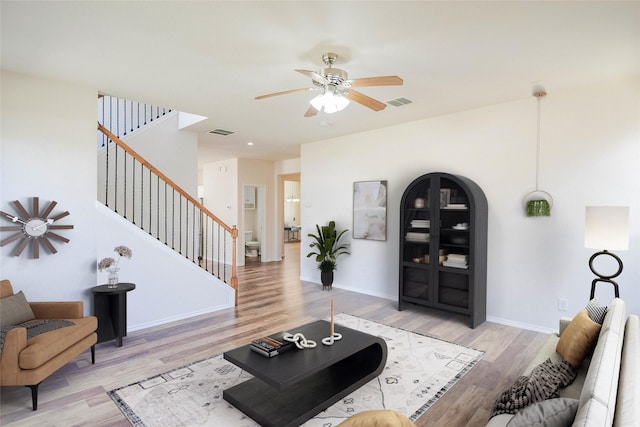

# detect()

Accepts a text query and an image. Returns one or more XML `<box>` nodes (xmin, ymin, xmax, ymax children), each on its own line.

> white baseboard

<box><xmin>128</xmin><ymin>303</ymin><xmax>233</xmax><ymax>332</ymax></box>
<box><xmin>486</xmin><ymin>316</ymin><xmax>556</xmax><ymax>334</ymax></box>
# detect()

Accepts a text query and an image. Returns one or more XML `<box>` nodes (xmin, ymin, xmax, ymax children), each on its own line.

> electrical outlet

<box><xmin>558</xmin><ymin>298</ymin><xmax>569</xmax><ymax>311</ymax></box>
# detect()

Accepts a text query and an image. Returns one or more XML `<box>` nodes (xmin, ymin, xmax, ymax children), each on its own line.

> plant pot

<box><xmin>321</xmin><ymin>271</ymin><xmax>334</xmax><ymax>290</ymax></box>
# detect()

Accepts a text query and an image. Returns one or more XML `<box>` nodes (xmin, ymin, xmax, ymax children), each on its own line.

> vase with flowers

<box><xmin>98</xmin><ymin>245</ymin><xmax>133</xmax><ymax>288</ymax></box>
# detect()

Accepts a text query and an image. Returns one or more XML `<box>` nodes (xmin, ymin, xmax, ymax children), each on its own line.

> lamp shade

<box><xmin>309</xmin><ymin>90</ymin><xmax>349</xmax><ymax>114</ymax></box>
<box><xmin>585</xmin><ymin>206</ymin><xmax>629</xmax><ymax>250</ymax></box>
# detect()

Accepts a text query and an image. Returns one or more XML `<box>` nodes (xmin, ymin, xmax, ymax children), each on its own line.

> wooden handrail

<box><xmin>98</xmin><ymin>123</ymin><xmax>233</xmax><ymax>233</ymax></box>
<box><xmin>98</xmin><ymin>122</ymin><xmax>238</xmax><ymax>305</ymax></box>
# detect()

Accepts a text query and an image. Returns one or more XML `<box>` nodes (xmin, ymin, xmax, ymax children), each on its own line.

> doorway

<box><xmin>279</xmin><ymin>173</ymin><xmax>300</xmax><ymax>260</ymax></box>
<box><xmin>243</xmin><ymin>184</ymin><xmax>265</xmax><ymax>263</ymax></box>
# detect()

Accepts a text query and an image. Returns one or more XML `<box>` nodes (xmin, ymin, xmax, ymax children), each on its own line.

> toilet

<box><xmin>244</xmin><ymin>231</ymin><xmax>260</xmax><ymax>258</ymax></box>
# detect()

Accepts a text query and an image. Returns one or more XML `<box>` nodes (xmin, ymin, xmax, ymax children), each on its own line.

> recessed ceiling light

<box><xmin>247</xmin><ymin>142</ymin><xmax>254</xmax><ymax>146</ymax></box>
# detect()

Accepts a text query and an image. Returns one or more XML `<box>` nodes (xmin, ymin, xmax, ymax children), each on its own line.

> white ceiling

<box><xmin>2</xmin><ymin>1</ymin><xmax>639</xmax><ymax>167</ymax></box>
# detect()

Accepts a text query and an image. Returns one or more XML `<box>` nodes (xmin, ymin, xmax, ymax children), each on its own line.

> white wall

<box><xmin>1</xmin><ymin>71</ymin><xmax>235</xmax><ymax>327</ymax></box>
<box><xmin>202</xmin><ymin>159</ymin><xmax>238</xmax><ymax>228</ymax></box>
<box><xmin>0</xmin><ymin>71</ymin><xmax>98</xmax><ymax>310</ymax></box>
<box><xmin>202</xmin><ymin>158</ymin><xmax>280</xmax><ymax>266</ymax></box>
<box><xmin>202</xmin><ymin>158</ymin><xmax>238</xmax><ymax>265</ymax></box>
<box><xmin>95</xmin><ymin>203</ymin><xmax>234</xmax><ymax>330</ymax></box>
<box><xmin>301</xmin><ymin>76</ymin><xmax>640</xmax><ymax>332</ymax></box>
<box><xmin>119</xmin><ymin>111</ymin><xmax>198</xmax><ymax>195</ymax></box>
<box><xmin>276</xmin><ymin>158</ymin><xmax>301</xmax><ymax>176</ymax></box>
<box><xmin>5</xmin><ymin>71</ymin><xmax>635</xmax><ymax>334</ymax></box>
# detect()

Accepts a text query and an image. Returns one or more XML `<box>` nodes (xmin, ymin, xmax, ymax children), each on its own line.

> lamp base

<box><xmin>588</xmin><ymin>250</ymin><xmax>622</xmax><ymax>299</ymax></box>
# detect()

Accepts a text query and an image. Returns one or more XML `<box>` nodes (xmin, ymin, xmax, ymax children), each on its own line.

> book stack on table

<box><xmin>250</xmin><ymin>332</ymin><xmax>294</xmax><ymax>358</ymax></box>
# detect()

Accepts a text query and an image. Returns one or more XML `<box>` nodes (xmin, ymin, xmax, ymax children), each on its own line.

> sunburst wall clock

<box><xmin>0</xmin><ymin>197</ymin><xmax>74</xmax><ymax>259</ymax></box>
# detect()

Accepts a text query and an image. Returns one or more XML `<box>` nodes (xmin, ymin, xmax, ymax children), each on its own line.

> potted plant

<box><xmin>306</xmin><ymin>221</ymin><xmax>350</xmax><ymax>289</ymax></box>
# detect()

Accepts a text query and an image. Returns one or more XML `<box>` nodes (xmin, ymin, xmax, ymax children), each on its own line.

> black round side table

<box><xmin>91</xmin><ymin>283</ymin><xmax>136</xmax><ymax>347</ymax></box>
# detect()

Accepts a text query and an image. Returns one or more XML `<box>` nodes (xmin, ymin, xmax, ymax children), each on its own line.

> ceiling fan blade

<box><xmin>344</xmin><ymin>89</ymin><xmax>387</xmax><ymax>112</ymax></box>
<box><xmin>295</xmin><ymin>69</ymin><xmax>328</xmax><ymax>85</ymax></box>
<box><xmin>348</xmin><ymin>76</ymin><xmax>403</xmax><ymax>87</ymax></box>
<box><xmin>304</xmin><ymin>106</ymin><xmax>318</xmax><ymax>117</ymax></box>
<box><xmin>255</xmin><ymin>88</ymin><xmax>314</xmax><ymax>100</ymax></box>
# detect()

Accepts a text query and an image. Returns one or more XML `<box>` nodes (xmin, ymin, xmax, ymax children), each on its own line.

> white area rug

<box><xmin>108</xmin><ymin>314</ymin><xmax>484</xmax><ymax>426</ymax></box>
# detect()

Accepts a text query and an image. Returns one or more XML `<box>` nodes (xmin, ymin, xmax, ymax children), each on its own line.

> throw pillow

<box><xmin>556</xmin><ymin>309</ymin><xmax>601</xmax><ymax>368</ymax></box>
<box><xmin>506</xmin><ymin>398</ymin><xmax>579</xmax><ymax>427</ymax></box>
<box><xmin>585</xmin><ymin>298</ymin><xmax>607</xmax><ymax>324</ymax></box>
<box><xmin>0</xmin><ymin>291</ymin><xmax>36</xmax><ymax>327</ymax></box>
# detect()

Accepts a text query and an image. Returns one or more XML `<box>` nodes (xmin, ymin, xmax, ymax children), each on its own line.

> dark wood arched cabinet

<box><xmin>399</xmin><ymin>172</ymin><xmax>488</xmax><ymax>328</ymax></box>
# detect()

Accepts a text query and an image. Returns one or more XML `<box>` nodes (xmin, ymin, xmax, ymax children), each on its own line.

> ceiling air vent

<box><xmin>387</xmin><ymin>97</ymin><xmax>413</xmax><ymax>107</ymax></box>
<box><xmin>207</xmin><ymin>128</ymin><xmax>234</xmax><ymax>136</ymax></box>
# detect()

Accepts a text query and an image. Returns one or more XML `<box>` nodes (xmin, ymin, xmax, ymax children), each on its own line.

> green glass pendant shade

<box><xmin>526</xmin><ymin>199</ymin><xmax>551</xmax><ymax>217</ymax></box>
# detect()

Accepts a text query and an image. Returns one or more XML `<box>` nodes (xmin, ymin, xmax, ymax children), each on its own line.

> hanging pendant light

<box><xmin>524</xmin><ymin>91</ymin><xmax>553</xmax><ymax>217</ymax></box>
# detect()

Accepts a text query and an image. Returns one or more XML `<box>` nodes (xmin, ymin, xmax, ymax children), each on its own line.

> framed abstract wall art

<box><xmin>353</xmin><ymin>180</ymin><xmax>387</xmax><ymax>241</ymax></box>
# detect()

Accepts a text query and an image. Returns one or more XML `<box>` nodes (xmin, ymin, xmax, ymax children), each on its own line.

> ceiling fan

<box><xmin>255</xmin><ymin>52</ymin><xmax>403</xmax><ymax>117</ymax></box>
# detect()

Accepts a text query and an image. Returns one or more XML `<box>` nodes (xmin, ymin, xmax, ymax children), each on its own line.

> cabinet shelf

<box><xmin>403</xmin><ymin>262</ymin><xmax>430</xmax><ymax>269</ymax></box>
<box><xmin>439</xmin><ymin>266</ymin><xmax>470</xmax><ymax>274</ymax></box>
<box><xmin>399</xmin><ymin>172</ymin><xmax>487</xmax><ymax>328</ymax></box>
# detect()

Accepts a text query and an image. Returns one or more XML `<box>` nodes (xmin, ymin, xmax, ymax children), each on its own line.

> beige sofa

<box><xmin>487</xmin><ymin>298</ymin><xmax>638</xmax><ymax>426</ymax></box>
<box><xmin>0</xmin><ymin>279</ymin><xmax>97</xmax><ymax>410</ymax></box>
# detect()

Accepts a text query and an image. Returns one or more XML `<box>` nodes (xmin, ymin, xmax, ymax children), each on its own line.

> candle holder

<box><xmin>322</xmin><ymin>332</ymin><xmax>343</xmax><ymax>346</ymax></box>
<box><xmin>322</xmin><ymin>298</ymin><xmax>343</xmax><ymax>346</ymax></box>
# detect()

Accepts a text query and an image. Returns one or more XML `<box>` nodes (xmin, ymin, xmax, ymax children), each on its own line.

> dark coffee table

<box><xmin>223</xmin><ymin>319</ymin><xmax>388</xmax><ymax>427</ymax></box>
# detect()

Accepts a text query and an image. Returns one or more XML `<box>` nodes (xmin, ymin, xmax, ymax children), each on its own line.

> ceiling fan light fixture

<box><xmin>334</xmin><ymin>94</ymin><xmax>350</xmax><ymax>111</ymax></box>
<box><xmin>309</xmin><ymin>93</ymin><xmax>325</xmax><ymax>111</ymax></box>
<box><xmin>309</xmin><ymin>88</ymin><xmax>350</xmax><ymax>114</ymax></box>
<box><xmin>256</xmin><ymin>52</ymin><xmax>402</xmax><ymax>116</ymax></box>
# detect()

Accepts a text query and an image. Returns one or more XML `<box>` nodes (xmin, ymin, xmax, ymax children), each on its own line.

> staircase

<box><xmin>97</xmin><ymin>96</ymin><xmax>238</xmax><ymax>305</ymax></box>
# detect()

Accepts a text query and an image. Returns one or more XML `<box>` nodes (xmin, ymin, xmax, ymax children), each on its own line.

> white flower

<box><xmin>98</xmin><ymin>245</ymin><xmax>132</xmax><ymax>272</ymax></box>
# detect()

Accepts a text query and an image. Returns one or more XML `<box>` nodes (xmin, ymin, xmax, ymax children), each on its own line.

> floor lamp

<box><xmin>584</xmin><ymin>206</ymin><xmax>629</xmax><ymax>299</ymax></box>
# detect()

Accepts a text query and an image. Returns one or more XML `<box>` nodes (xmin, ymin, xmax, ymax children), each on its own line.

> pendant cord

<box><xmin>536</xmin><ymin>94</ymin><xmax>541</xmax><ymax>191</ymax></box>
<box><xmin>534</xmin><ymin>91</ymin><xmax>546</xmax><ymax>191</ymax></box>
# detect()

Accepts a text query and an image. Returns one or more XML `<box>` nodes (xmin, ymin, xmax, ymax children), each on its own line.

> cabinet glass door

<box><xmin>400</xmin><ymin>177</ymin><xmax>431</xmax><ymax>304</ymax></box>
<box><xmin>436</xmin><ymin>177</ymin><xmax>471</xmax><ymax>310</ymax></box>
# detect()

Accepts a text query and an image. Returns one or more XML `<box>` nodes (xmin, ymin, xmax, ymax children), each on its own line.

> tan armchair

<box><xmin>0</xmin><ymin>279</ymin><xmax>97</xmax><ymax>410</ymax></box>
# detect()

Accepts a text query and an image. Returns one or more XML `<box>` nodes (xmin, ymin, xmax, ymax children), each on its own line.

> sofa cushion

<box><xmin>556</xmin><ymin>309</ymin><xmax>601</xmax><ymax>368</ymax></box>
<box><xmin>506</xmin><ymin>398</ymin><xmax>578</xmax><ymax>427</ymax></box>
<box><xmin>600</xmin><ymin>298</ymin><xmax>627</xmax><ymax>335</ymax></box>
<box><xmin>338</xmin><ymin>410</ymin><xmax>416</xmax><ymax>427</ymax></box>
<box><xmin>0</xmin><ymin>291</ymin><xmax>36</xmax><ymax>327</ymax></box>
<box><xmin>19</xmin><ymin>316</ymin><xmax>97</xmax><ymax>369</ymax></box>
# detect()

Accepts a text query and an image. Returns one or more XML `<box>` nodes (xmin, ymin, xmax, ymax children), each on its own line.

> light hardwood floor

<box><xmin>0</xmin><ymin>242</ymin><xmax>547</xmax><ymax>426</ymax></box>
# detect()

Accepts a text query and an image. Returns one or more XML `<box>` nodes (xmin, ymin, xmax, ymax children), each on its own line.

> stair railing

<box><xmin>97</xmin><ymin>95</ymin><xmax>172</xmax><ymax>147</ymax></box>
<box><xmin>97</xmin><ymin>123</ymin><xmax>238</xmax><ymax>305</ymax></box>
